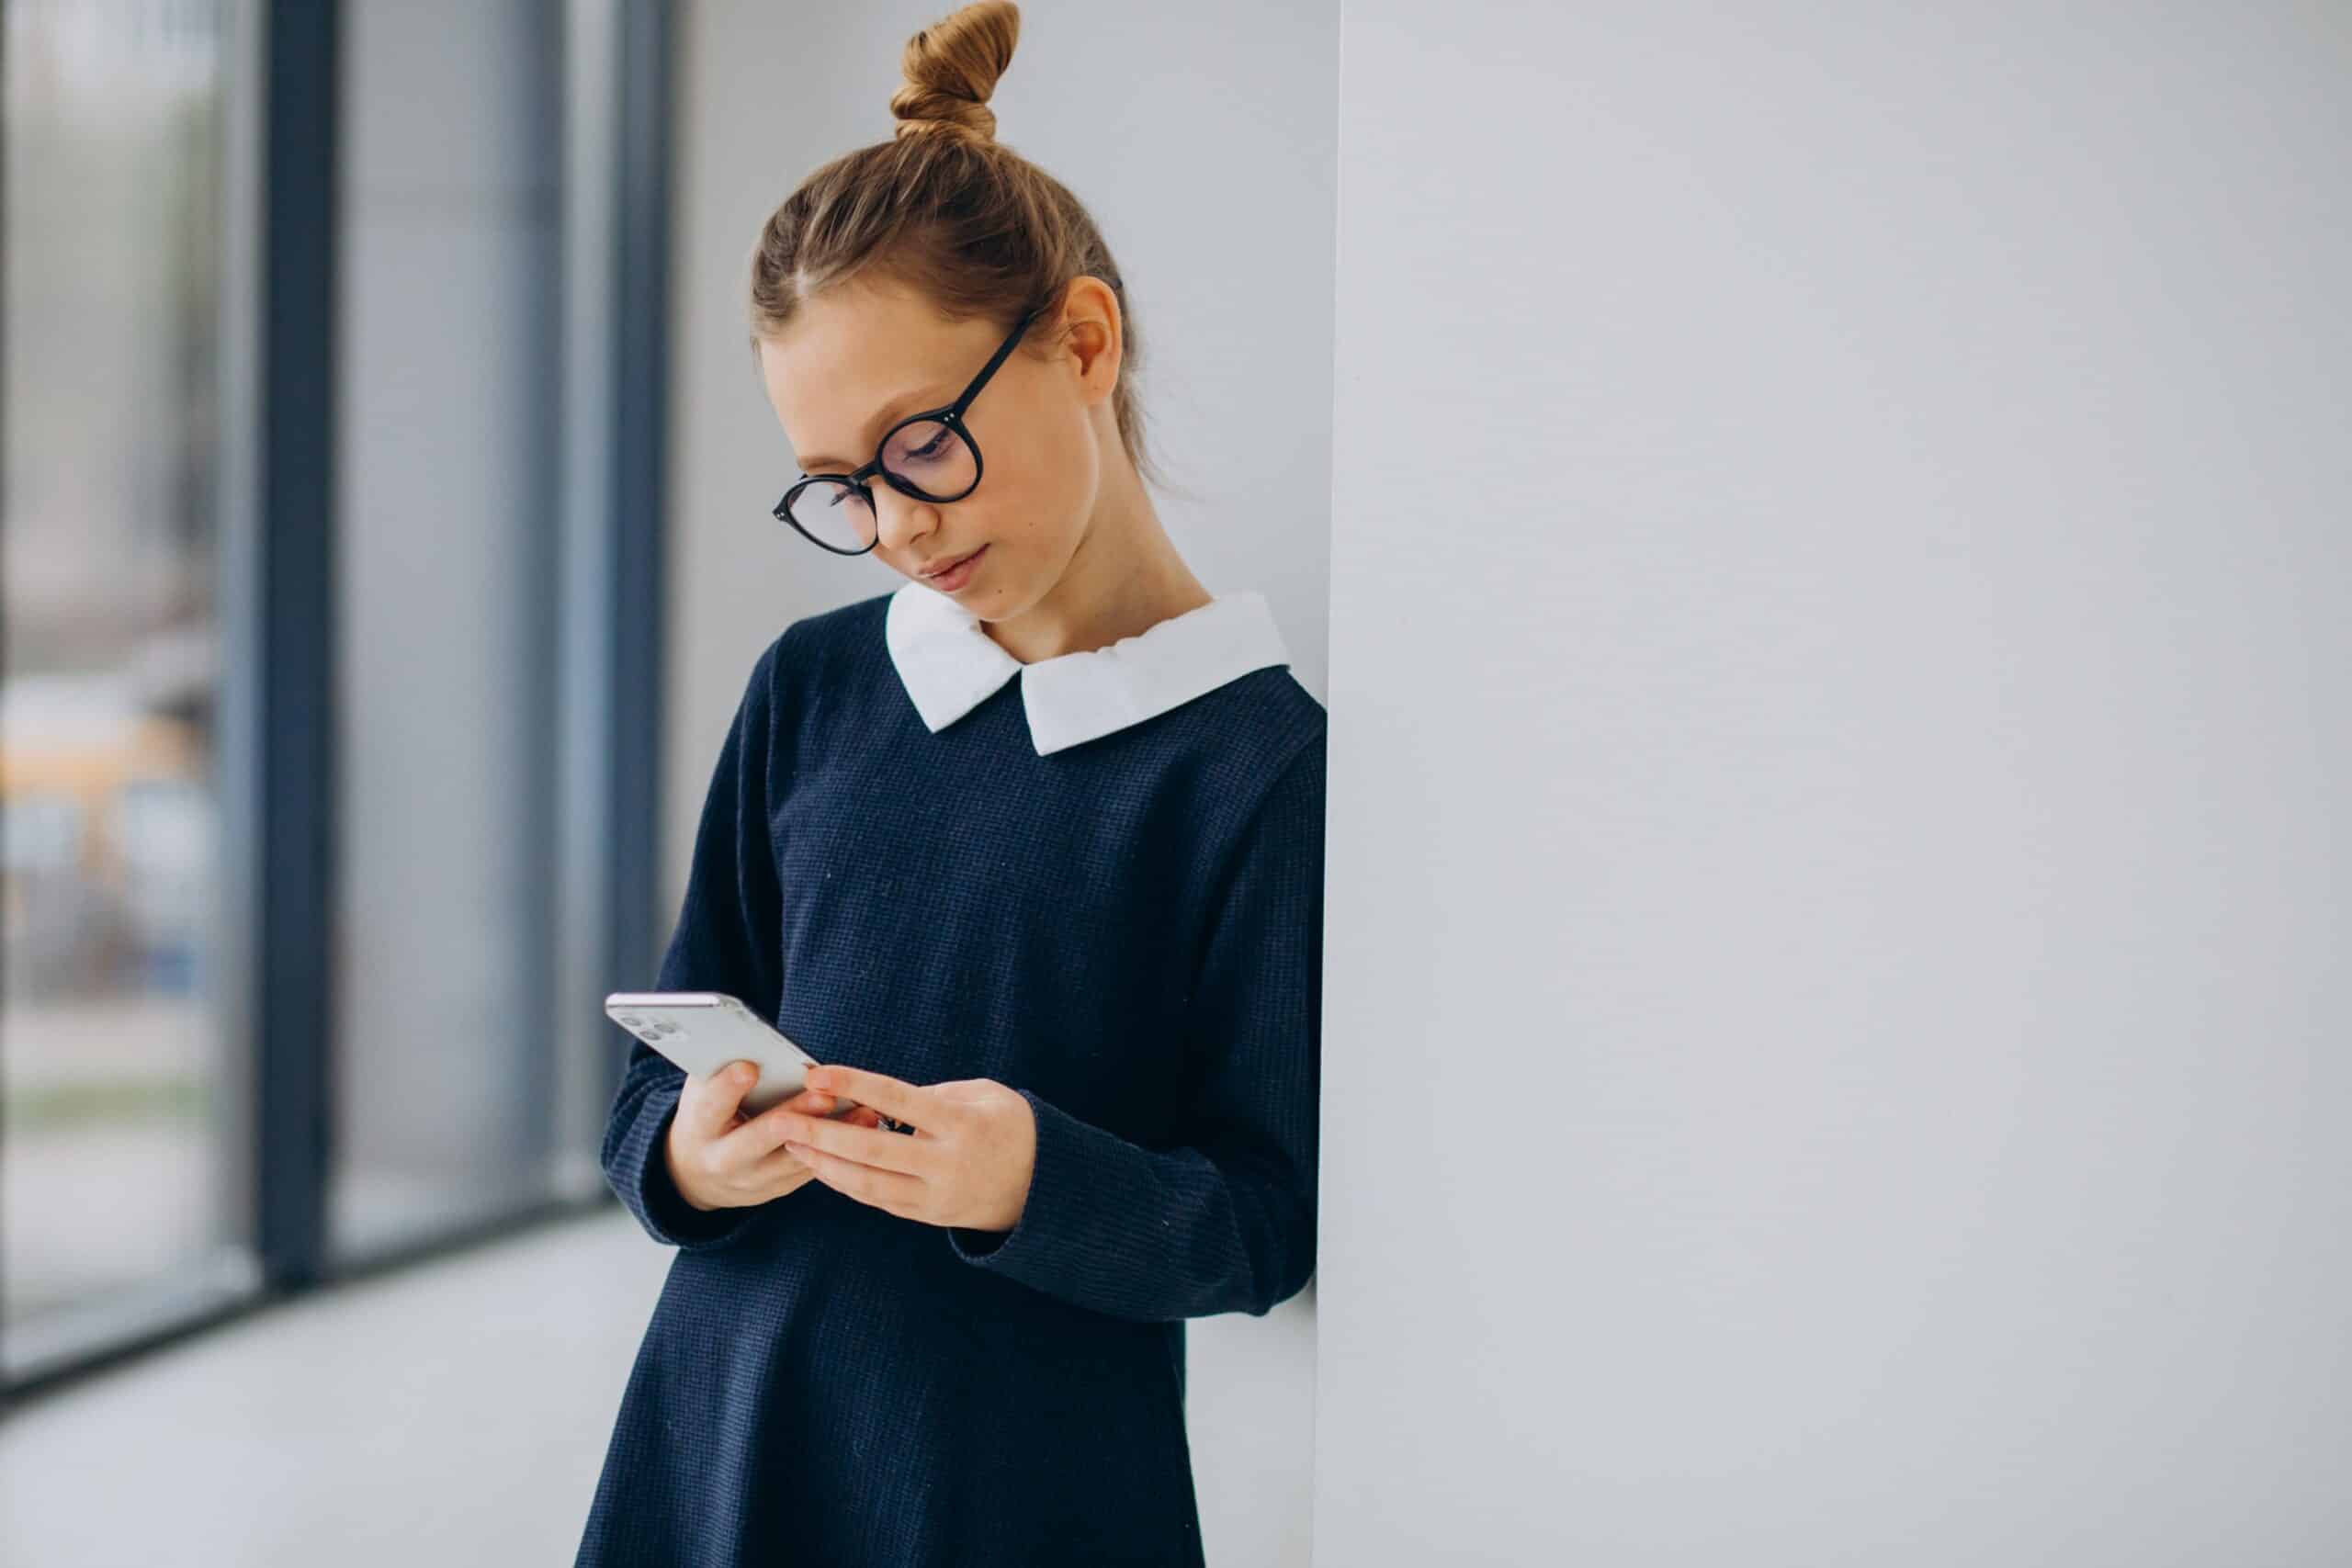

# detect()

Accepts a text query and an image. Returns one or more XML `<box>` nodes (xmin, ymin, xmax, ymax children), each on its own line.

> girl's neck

<box><xmin>986</xmin><ymin>469</ymin><xmax>1209</xmax><ymax>665</ymax></box>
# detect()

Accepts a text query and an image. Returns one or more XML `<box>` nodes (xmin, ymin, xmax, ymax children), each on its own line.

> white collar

<box><xmin>884</xmin><ymin>580</ymin><xmax>1293</xmax><ymax>755</ymax></box>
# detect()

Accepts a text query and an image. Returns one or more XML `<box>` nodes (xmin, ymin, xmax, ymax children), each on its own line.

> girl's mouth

<box><xmin>924</xmin><ymin>544</ymin><xmax>988</xmax><ymax>591</ymax></box>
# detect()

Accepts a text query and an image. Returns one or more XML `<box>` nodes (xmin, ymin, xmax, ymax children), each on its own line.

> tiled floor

<box><xmin>0</xmin><ymin>1206</ymin><xmax>1316</xmax><ymax>1565</ymax></box>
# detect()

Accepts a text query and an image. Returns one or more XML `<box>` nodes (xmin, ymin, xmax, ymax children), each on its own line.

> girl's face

<box><xmin>757</xmin><ymin>278</ymin><xmax>1109</xmax><ymax>621</ymax></box>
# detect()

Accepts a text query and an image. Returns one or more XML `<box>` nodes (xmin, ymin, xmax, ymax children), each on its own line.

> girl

<box><xmin>574</xmin><ymin>5</ymin><xmax>1325</xmax><ymax>1563</ymax></box>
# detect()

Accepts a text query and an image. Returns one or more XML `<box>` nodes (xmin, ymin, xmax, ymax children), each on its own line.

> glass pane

<box><xmin>327</xmin><ymin>0</ymin><xmax>564</xmax><ymax>1257</ymax></box>
<box><xmin>2</xmin><ymin>0</ymin><xmax>251</xmax><ymax>1365</ymax></box>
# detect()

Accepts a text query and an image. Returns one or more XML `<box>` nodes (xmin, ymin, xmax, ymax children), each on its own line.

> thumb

<box><xmin>689</xmin><ymin>1061</ymin><xmax>757</xmax><ymax>1132</ymax></box>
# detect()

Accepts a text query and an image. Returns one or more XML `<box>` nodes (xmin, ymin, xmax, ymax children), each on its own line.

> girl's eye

<box><xmin>906</xmin><ymin>431</ymin><xmax>949</xmax><ymax>461</ymax></box>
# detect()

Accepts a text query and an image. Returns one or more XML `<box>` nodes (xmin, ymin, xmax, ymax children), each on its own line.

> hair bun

<box><xmin>889</xmin><ymin>0</ymin><xmax>1021</xmax><ymax>144</ymax></box>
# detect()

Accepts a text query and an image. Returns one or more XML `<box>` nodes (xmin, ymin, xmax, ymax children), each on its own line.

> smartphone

<box><xmin>605</xmin><ymin>991</ymin><xmax>857</xmax><ymax>1119</ymax></box>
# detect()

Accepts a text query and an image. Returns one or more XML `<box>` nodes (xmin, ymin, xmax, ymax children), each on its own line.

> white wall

<box><xmin>1318</xmin><ymin>4</ymin><xmax>2351</xmax><ymax>1563</ymax></box>
<box><xmin>665</xmin><ymin>5</ymin><xmax>1338</xmax><ymax>1563</ymax></box>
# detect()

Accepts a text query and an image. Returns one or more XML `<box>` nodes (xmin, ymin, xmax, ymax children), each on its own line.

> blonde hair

<box><xmin>748</xmin><ymin>1</ymin><xmax>1173</xmax><ymax>496</ymax></box>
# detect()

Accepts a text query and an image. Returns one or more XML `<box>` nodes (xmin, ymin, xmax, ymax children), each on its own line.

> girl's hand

<box><xmin>762</xmin><ymin>1065</ymin><xmax>1038</xmax><ymax>1235</ymax></box>
<box><xmin>666</xmin><ymin>1064</ymin><xmax>881</xmax><ymax>1213</ymax></box>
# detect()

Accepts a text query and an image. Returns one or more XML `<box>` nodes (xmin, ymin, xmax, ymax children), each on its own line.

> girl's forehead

<box><xmin>761</xmin><ymin>288</ymin><xmax>966</xmax><ymax>395</ymax></box>
<box><xmin>784</xmin><ymin>277</ymin><xmax>947</xmax><ymax>357</ymax></box>
<box><xmin>760</xmin><ymin>296</ymin><xmax>1012</xmax><ymax>457</ymax></box>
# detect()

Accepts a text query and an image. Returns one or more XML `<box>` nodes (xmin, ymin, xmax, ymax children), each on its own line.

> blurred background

<box><xmin>0</xmin><ymin>0</ymin><xmax>1332</xmax><ymax>1562</ymax></box>
<box><xmin>13</xmin><ymin>1</ymin><xmax>2346</xmax><ymax>1565</ymax></box>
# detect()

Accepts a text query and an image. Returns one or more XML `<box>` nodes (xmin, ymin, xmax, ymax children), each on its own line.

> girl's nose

<box><xmin>870</xmin><ymin>483</ymin><xmax>943</xmax><ymax>555</ymax></box>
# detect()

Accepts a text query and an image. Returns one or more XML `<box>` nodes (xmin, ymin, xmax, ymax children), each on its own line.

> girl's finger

<box><xmin>747</xmin><ymin>1145</ymin><xmax>820</xmax><ymax>1191</ymax></box>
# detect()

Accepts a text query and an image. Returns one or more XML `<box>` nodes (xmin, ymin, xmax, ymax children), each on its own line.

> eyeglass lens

<box><xmin>784</xmin><ymin>418</ymin><xmax>978</xmax><ymax>551</ymax></box>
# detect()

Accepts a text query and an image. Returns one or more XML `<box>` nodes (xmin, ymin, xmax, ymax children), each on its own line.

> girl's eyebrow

<box><xmin>796</xmin><ymin>384</ymin><xmax>949</xmax><ymax>472</ymax></box>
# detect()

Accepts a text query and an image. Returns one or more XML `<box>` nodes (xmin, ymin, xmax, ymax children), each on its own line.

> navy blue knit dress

<box><xmin>574</xmin><ymin>585</ymin><xmax>1326</xmax><ymax>1567</ymax></box>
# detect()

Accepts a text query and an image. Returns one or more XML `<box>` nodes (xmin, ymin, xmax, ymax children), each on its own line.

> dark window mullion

<box><xmin>254</xmin><ymin>0</ymin><xmax>341</xmax><ymax>1293</ymax></box>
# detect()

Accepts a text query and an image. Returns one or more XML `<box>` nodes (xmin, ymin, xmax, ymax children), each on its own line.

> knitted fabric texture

<box><xmin>574</xmin><ymin>589</ymin><xmax>1327</xmax><ymax>1567</ymax></box>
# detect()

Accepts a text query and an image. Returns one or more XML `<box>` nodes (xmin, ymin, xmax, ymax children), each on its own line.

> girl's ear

<box><xmin>1057</xmin><ymin>276</ymin><xmax>1125</xmax><ymax>399</ymax></box>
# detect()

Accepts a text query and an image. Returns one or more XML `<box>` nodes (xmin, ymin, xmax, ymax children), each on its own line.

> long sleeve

<box><xmin>946</xmin><ymin>733</ymin><xmax>1327</xmax><ymax>1321</ymax></box>
<box><xmin>601</xmin><ymin>636</ymin><xmax>788</xmax><ymax>1252</ymax></box>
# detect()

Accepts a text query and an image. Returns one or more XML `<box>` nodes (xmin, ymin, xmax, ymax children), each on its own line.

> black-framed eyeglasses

<box><xmin>772</xmin><ymin>306</ymin><xmax>1043</xmax><ymax>555</ymax></box>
